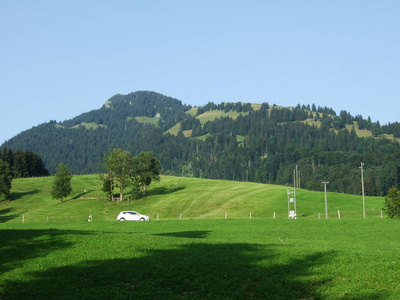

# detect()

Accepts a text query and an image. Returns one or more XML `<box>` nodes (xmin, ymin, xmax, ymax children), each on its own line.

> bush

<box><xmin>383</xmin><ymin>187</ymin><xmax>400</xmax><ymax>218</ymax></box>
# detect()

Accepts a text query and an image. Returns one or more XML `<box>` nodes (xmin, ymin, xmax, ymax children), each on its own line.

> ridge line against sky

<box><xmin>1</xmin><ymin>0</ymin><xmax>399</xmax><ymax>144</ymax></box>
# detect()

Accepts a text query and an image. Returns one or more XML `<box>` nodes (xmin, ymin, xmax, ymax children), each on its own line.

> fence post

<box><xmin>22</xmin><ymin>215</ymin><xmax>25</xmax><ymax>223</ymax></box>
<box><xmin>180</xmin><ymin>213</ymin><xmax>182</xmax><ymax>220</ymax></box>
<box><xmin>338</xmin><ymin>210</ymin><xmax>341</xmax><ymax>219</ymax></box>
<box><xmin>273</xmin><ymin>212</ymin><xmax>276</xmax><ymax>219</ymax></box>
<box><xmin>250</xmin><ymin>212</ymin><xmax>252</xmax><ymax>219</ymax></box>
<box><xmin>318</xmin><ymin>213</ymin><xmax>321</xmax><ymax>219</ymax></box>
<box><xmin>46</xmin><ymin>216</ymin><xmax>49</xmax><ymax>222</ymax></box>
<box><xmin>157</xmin><ymin>213</ymin><xmax>159</xmax><ymax>221</ymax></box>
<box><xmin>381</xmin><ymin>210</ymin><xmax>383</xmax><ymax>219</ymax></box>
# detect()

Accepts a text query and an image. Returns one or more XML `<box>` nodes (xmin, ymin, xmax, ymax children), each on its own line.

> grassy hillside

<box><xmin>134</xmin><ymin>116</ymin><xmax>160</xmax><ymax>126</ymax></box>
<box><xmin>166</xmin><ymin>109</ymin><xmax>250</xmax><ymax>136</ymax></box>
<box><xmin>0</xmin><ymin>175</ymin><xmax>384</xmax><ymax>223</ymax></box>
<box><xmin>71</xmin><ymin>122</ymin><xmax>107</xmax><ymax>130</ymax></box>
<box><xmin>195</xmin><ymin>109</ymin><xmax>248</xmax><ymax>124</ymax></box>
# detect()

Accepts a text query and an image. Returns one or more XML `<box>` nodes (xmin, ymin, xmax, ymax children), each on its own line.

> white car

<box><xmin>117</xmin><ymin>211</ymin><xmax>151</xmax><ymax>221</ymax></box>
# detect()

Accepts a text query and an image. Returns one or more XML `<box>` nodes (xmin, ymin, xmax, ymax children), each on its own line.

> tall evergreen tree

<box><xmin>0</xmin><ymin>159</ymin><xmax>12</xmax><ymax>199</ymax></box>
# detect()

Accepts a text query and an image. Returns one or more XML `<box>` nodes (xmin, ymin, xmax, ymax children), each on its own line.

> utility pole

<box><xmin>322</xmin><ymin>182</ymin><xmax>329</xmax><ymax>219</ymax></box>
<box><xmin>360</xmin><ymin>162</ymin><xmax>366</xmax><ymax>219</ymax></box>
<box><xmin>298</xmin><ymin>171</ymin><xmax>301</xmax><ymax>189</ymax></box>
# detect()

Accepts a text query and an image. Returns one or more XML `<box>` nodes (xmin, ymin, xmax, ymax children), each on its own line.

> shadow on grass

<box><xmin>0</xmin><ymin>229</ymin><xmax>93</xmax><ymax>275</ymax></box>
<box><xmin>70</xmin><ymin>190</ymin><xmax>92</xmax><ymax>200</ymax></box>
<box><xmin>8</xmin><ymin>189</ymin><xmax>41</xmax><ymax>201</ymax></box>
<box><xmin>0</xmin><ymin>208</ymin><xmax>14</xmax><ymax>215</ymax></box>
<box><xmin>0</xmin><ymin>208</ymin><xmax>21</xmax><ymax>223</ymax></box>
<box><xmin>154</xmin><ymin>230</ymin><xmax>211</xmax><ymax>239</ymax></box>
<box><xmin>146</xmin><ymin>185</ymin><xmax>185</xmax><ymax>197</ymax></box>
<box><xmin>0</xmin><ymin>239</ymin><xmax>384</xmax><ymax>299</ymax></box>
<box><xmin>0</xmin><ymin>214</ymin><xmax>21</xmax><ymax>223</ymax></box>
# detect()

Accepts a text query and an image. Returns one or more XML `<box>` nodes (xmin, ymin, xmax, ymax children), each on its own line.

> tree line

<box><xmin>0</xmin><ymin>147</ymin><xmax>49</xmax><ymax>178</ymax></box>
<box><xmin>0</xmin><ymin>147</ymin><xmax>49</xmax><ymax>199</ymax></box>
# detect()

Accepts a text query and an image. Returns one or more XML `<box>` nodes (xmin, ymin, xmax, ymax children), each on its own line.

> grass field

<box><xmin>195</xmin><ymin>110</ymin><xmax>249</xmax><ymax>124</ymax></box>
<box><xmin>0</xmin><ymin>219</ymin><xmax>399</xmax><ymax>299</ymax></box>
<box><xmin>1</xmin><ymin>175</ymin><xmax>398</xmax><ymax>299</ymax></box>
<box><xmin>0</xmin><ymin>175</ymin><xmax>384</xmax><ymax>223</ymax></box>
<box><xmin>133</xmin><ymin>116</ymin><xmax>160</xmax><ymax>127</ymax></box>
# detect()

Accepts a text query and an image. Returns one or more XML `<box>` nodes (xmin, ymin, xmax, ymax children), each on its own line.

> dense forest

<box><xmin>0</xmin><ymin>147</ymin><xmax>49</xmax><ymax>178</ymax></box>
<box><xmin>2</xmin><ymin>91</ymin><xmax>400</xmax><ymax>196</ymax></box>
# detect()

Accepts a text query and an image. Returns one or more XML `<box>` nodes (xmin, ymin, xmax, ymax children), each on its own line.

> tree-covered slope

<box><xmin>2</xmin><ymin>91</ymin><xmax>191</xmax><ymax>174</ymax></box>
<box><xmin>2</xmin><ymin>91</ymin><xmax>400</xmax><ymax>196</ymax></box>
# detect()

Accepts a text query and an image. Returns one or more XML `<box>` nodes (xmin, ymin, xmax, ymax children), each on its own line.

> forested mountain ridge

<box><xmin>57</xmin><ymin>91</ymin><xmax>191</xmax><ymax>131</ymax></box>
<box><xmin>2</xmin><ymin>91</ymin><xmax>400</xmax><ymax>196</ymax></box>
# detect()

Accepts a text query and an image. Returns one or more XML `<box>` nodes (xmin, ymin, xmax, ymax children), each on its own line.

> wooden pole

<box><xmin>360</xmin><ymin>162</ymin><xmax>366</xmax><ymax>218</ymax></box>
<box><xmin>322</xmin><ymin>182</ymin><xmax>329</xmax><ymax>219</ymax></box>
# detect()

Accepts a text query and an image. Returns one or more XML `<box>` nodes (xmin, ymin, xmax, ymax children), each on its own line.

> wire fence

<box><xmin>1</xmin><ymin>209</ymin><xmax>387</xmax><ymax>224</ymax></box>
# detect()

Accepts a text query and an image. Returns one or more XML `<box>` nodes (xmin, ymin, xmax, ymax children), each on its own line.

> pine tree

<box><xmin>0</xmin><ymin>159</ymin><xmax>12</xmax><ymax>199</ymax></box>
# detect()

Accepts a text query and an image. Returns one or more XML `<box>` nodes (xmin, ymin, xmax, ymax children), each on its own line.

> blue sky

<box><xmin>1</xmin><ymin>0</ymin><xmax>400</xmax><ymax>144</ymax></box>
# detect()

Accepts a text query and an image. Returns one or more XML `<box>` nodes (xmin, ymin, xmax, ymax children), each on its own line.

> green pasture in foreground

<box><xmin>0</xmin><ymin>174</ymin><xmax>384</xmax><ymax>223</ymax></box>
<box><xmin>0</xmin><ymin>176</ymin><xmax>398</xmax><ymax>299</ymax></box>
<box><xmin>0</xmin><ymin>219</ymin><xmax>399</xmax><ymax>299</ymax></box>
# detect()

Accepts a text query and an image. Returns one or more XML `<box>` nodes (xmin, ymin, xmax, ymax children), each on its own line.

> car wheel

<box><xmin>119</xmin><ymin>218</ymin><xmax>125</xmax><ymax>221</ymax></box>
<box><xmin>140</xmin><ymin>218</ymin><xmax>145</xmax><ymax>221</ymax></box>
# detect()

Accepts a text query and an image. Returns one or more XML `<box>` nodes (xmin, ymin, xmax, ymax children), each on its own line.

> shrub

<box><xmin>383</xmin><ymin>187</ymin><xmax>400</xmax><ymax>218</ymax></box>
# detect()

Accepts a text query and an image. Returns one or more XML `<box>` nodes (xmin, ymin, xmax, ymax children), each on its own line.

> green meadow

<box><xmin>0</xmin><ymin>175</ymin><xmax>384</xmax><ymax>222</ymax></box>
<box><xmin>1</xmin><ymin>175</ymin><xmax>399</xmax><ymax>299</ymax></box>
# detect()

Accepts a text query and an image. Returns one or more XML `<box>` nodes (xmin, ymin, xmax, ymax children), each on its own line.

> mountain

<box><xmin>2</xmin><ymin>91</ymin><xmax>400</xmax><ymax>196</ymax></box>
